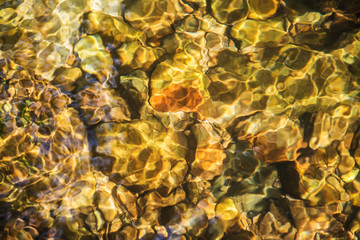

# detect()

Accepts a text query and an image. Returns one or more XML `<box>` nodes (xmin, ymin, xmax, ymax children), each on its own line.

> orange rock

<box><xmin>252</xmin><ymin>135</ymin><xmax>291</xmax><ymax>163</ymax></box>
<box><xmin>150</xmin><ymin>83</ymin><xmax>203</xmax><ymax>112</ymax></box>
<box><xmin>191</xmin><ymin>147</ymin><xmax>226</xmax><ymax>180</ymax></box>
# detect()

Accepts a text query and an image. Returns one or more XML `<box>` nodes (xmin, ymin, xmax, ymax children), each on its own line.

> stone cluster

<box><xmin>0</xmin><ymin>0</ymin><xmax>360</xmax><ymax>239</ymax></box>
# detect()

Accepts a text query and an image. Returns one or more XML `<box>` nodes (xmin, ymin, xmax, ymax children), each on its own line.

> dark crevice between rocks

<box><xmin>296</xmin><ymin>111</ymin><xmax>317</xmax><ymax>158</ymax></box>
<box><xmin>99</xmin><ymin>34</ymin><xmax>145</xmax><ymax>120</ymax></box>
<box><xmin>226</xmin><ymin>112</ymin><xmax>261</xmax><ymax>142</ymax></box>
<box><xmin>275</xmin><ymin>111</ymin><xmax>318</xmax><ymax>199</ymax></box>
<box><xmin>278</xmin><ymin>2</ymin><xmax>295</xmax><ymax>36</ymax></box>
<box><xmin>185</xmin><ymin>122</ymin><xmax>199</xmax><ymax>166</ymax></box>
<box><xmin>145</xmin><ymin>58</ymin><xmax>161</xmax><ymax>109</ymax></box>
<box><xmin>273</xmin><ymin>197</ymin><xmax>298</xmax><ymax>230</ymax></box>
<box><xmin>182</xmin><ymin>0</ymin><xmax>201</xmax><ymax>11</ymax></box>
<box><xmin>320</xmin><ymin>14</ymin><xmax>360</xmax><ymax>52</ymax></box>
<box><xmin>116</xmin><ymin>82</ymin><xmax>142</xmax><ymax>120</ymax></box>
<box><xmin>87</xmin><ymin>123</ymin><xmax>102</xmax><ymax>156</ymax></box>
<box><xmin>349</xmin><ymin>120</ymin><xmax>360</xmax><ymax>172</ymax></box>
<box><xmin>344</xmin><ymin>205</ymin><xmax>360</xmax><ymax>231</ymax></box>
<box><xmin>0</xmin><ymin>59</ymin><xmax>12</xmax><ymax>94</ymax></box>
<box><xmin>77</xmin><ymin>10</ymin><xmax>150</xmax><ymax>120</ymax></box>
<box><xmin>78</xmin><ymin>11</ymin><xmax>91</xmax><ymax>36</ymax></box>
<box><xmin>350</xmin><ymin>124</ymin><xmax>360</xmax><ymax>160</ymax></box>
<box><xmin>121</xmin><ymin>1</ymin><xmax>132</xmax><ymax>26</ymax></box>
<box><xmin>338</xmin><ymin>0</ymin><xmax>360</xmax><ymax>15</ymax></box>
<box><xmin>273</xmin><ymin>161</ymin><xmax>302</xmax><ymax>199</ymax></box>
<box><xmin>225</xmin><ymin>25</ymin><xmax>242</xmax><ymax>52</ymax></box>
<box><xmin>67</xmin><ymin>75</ymin><xmax>102</xmax><ymax>170</ymax></box>
<box><xmin>159</xmin><ymin>205</ymin><xmax>176</xmax><ymax>226</ymax></box>
<box><xmin>0</xmin><ymin>202</ymin><xmax>13</xmax><ymax>238</ymax></box>
<box><xmin>205</xmin><ymin>0</ymin><xmax>212</xmax><ymax>15</ymax></box>
<box><xmin>301</xmin><ymin>0</ymin><xmax>360</xmax><ymax>16</ymax></box>
<box><xmin>144</xmin><ymin>46</ymin><xmax>173</xmax><ymax>112</ymax></box>
<box><xmin>282</xmin><ymin>0</ymin><xmax>360</xmax><ymax>52</ymax></box>
<box><xmin>220</xmin><ymin>229</ymin><xmax>256</xmax><ymax>240</ymax></box>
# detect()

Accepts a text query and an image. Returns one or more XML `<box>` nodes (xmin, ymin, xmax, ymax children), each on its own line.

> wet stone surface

<box><xmin>0</xmin><ymin>0</ymin><xmax>360</xmax><ymax>239</ymax></box>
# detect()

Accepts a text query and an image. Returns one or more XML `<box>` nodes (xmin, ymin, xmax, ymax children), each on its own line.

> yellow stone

<box><xmin>215</xmin><ymin>198</ymin><xmax>239</xmax><ymax>221</ymax></box>
<box><xmin>248</xmin><ymin>0</ymin><xmax>278</xmax><ymax>20</ymax></box>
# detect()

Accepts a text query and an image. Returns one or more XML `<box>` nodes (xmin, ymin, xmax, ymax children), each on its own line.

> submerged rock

<box><xmin>95</xmin><ymin>118</ymin><xmax>188</xmax><ymax>192</ymax></box>
<box><xmin>1</xmin><ymin>0</ymin><xmax>360</xmax><ymax>239</ymax></box>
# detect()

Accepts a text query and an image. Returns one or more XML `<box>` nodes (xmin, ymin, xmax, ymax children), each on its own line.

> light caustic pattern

<box><xmin>1</xmin><ymin>0</ymin><xmax>360</xmax><ymax>239</ymax></box>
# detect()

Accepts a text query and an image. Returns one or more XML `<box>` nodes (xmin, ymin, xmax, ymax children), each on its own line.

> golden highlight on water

<box><xmin>0</xmin><ymin>0</ymin><xmax>360</xmax><ymax>239</ymax></box>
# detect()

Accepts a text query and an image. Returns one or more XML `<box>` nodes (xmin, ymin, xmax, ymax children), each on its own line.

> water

<box><xmin>0</xmin><ymin>0</ymin><xmax>360</xmax><ymax>239</ymax></box>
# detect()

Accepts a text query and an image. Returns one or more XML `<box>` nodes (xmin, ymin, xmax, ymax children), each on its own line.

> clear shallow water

<box><xmin>1</xmin><ymin>0</ymin><xmax>360</xmax><ymax>239</ymax></box>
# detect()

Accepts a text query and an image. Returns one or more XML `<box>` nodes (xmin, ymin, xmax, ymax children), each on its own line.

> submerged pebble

<box><xmin>0</xmin><ymin>0</ymin><xmax>360</xmax><ymax>239</ymax></box>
